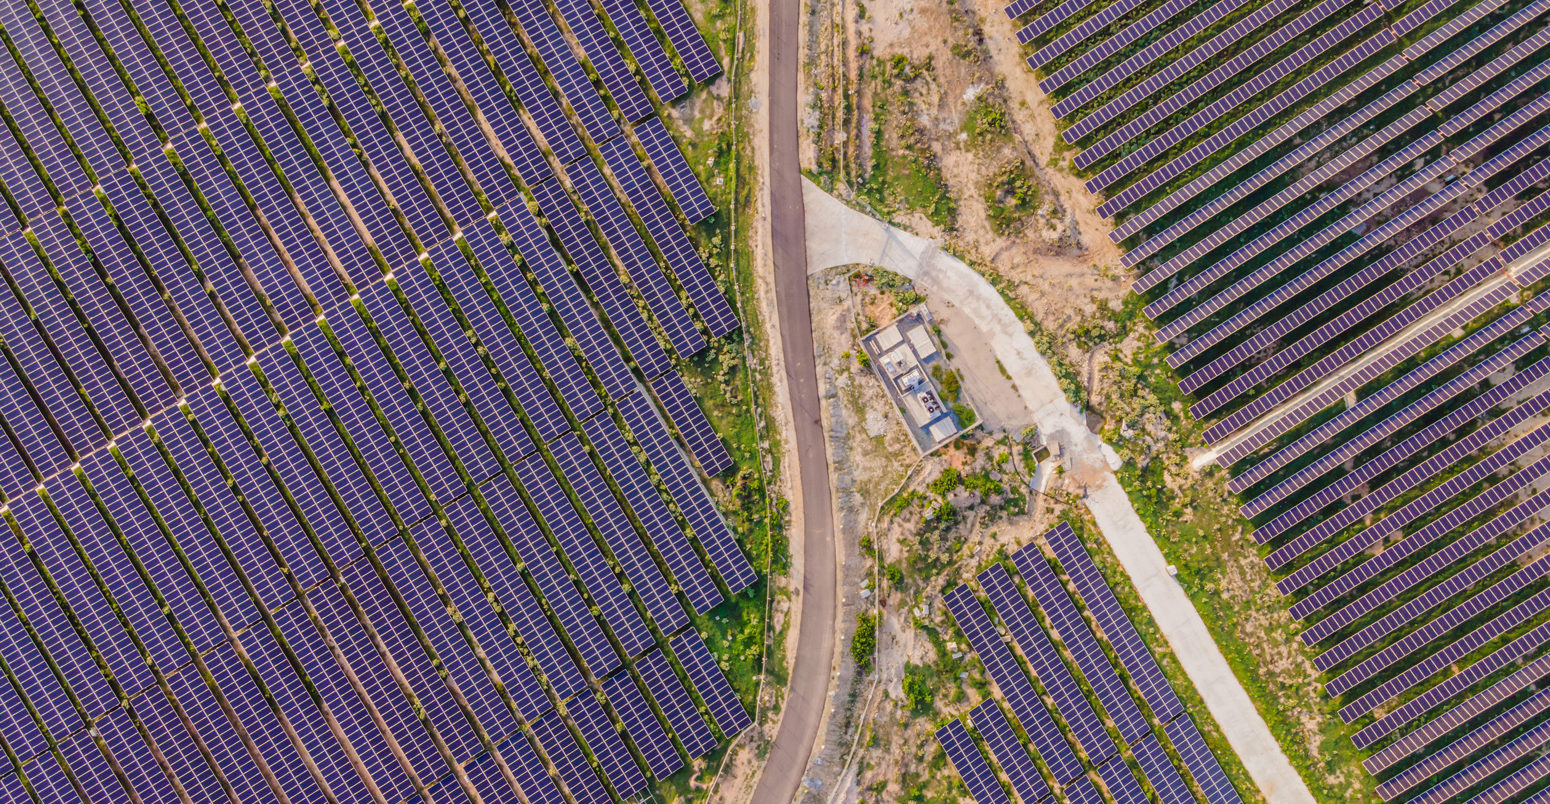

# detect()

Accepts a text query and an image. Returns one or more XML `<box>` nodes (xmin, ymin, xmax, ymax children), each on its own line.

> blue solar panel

<box><xmin>968</xmin><ymin>699</ymin><xmax>1048</xmax><ymax>803</ymax></box>
<box><xmin>527</xmin><ymin>183</ymin><xmax>671</xmax><ymax>381</ymax></box>
<box><xmin>500</xmin><ymin>205</ymin><xmax>635</xmax><ymax>401</ymax></box>
<box><xmin>549</xmin><ymin>433</ymin><xmax>687</xmax><ymax>636</ymax></box>
<box><xmin>641</xmin><ymin>0</ymin><xmax>722</xmax><ymax>83</ymax></box>
<box><xmin>385</xmin><ymin>263</ymin><xmax>545</xmax><ymax>470</ymax></box>
<box><xmin>1043</xmin><ymin>523</ymin><xmax>1184</xmax><ymax>723</ymax></box>
<box><xmin>1379</xmin><ymin>683</ymin><xmax>1550</xmax><ymax>800</ymax></box>
<box><xmin>514</xmin><ymin>452</ymin><xmax>653</xmax><ymax>656</ymax></box>
<box><xmin>567</xmin><ymin>161</ymin><xmax>706</xmax><ymax>357</ymax></box>
<box><xmin>600</xmin><ymin>137</ymin><xmax>739</xmax><ymax>337</ymax></box>
<box><xmin>1098</xmin><ymin>756</ymin><xmax>1150</xmax><ymax>804</ymax></box>
<box><xmin>977</xmin><ymin>562</ymin><xmax>1112</xmax><ymax>761</ymax></box>
<box><xmin>505</xmin><ymin>0</ymin><xmax>620</xmax><ymax>145</ymax></box>
<box><xmin>672</xmin><ymin>630</ymin><xmax>750</xmax><ymax>736</ymax></box>
<box><xmin>370</xmin><ymin>0</ymin><xmax>513</xmax><ymax>212</ymax></box>
<box><xmin>329</xmin><ymin>296</ymin><xmax>463</xmax><ymax>503</ymax></box>
<box><xmin>936</xmin><ymin>719</ymin><xmax>1010</xmax><ymax>804</ymax></box>
<box><xmin>604</xmin><ymin>672</ymin><xmax>684</xmax><ymax>780</ymax></box>
<box><xmin>418</xmin><ymin>513</ymin><xmax>551</xmax><ymax>723</ymax></box>
<box><xmin>362</xmin><ymin>286</ymin><xmax>498</xmax><ymax>484</ymax></box>
<box><xmin>569</xmin><ymin>692</ymin><xmax>649</xmax><ymax>798</ymax></box>
<box><xmin>482</xmin><ymin>477</ymin><xmax>620</xmax><ymax>677</ymax></box>
<box><xmin>1010</xmin><ymin>547</ymin><xmax>1150</xmax><ymax>746</ymax></box>
<box><xmin>444</xmin><ymin>495</ymin><xmax>584</xmax><ymax>702</ymax></box>
<box><xmin>597</xmin><ymin>0</ymin><xmax>687</xmax><ymax>103</ymax></box>
<box><xmin>315</xmin><ymin>577</ymin><xmax>442</xmax><ymax>783</ymax></box>
<box><xmin>635</xmin><ymin>117</ymin><xmax>717</xmax><ymax>224</ymax></box>
<box><xmin>1366</xmin><ymin>652</ymin><xmax>1550</xmax><ymax>769</ymax></box>
<box><xmin>260</xmin><ymin>346</ymin><xmax>390</xmax><ymax>553</ymax></box>
<box><xmin>942</xmin><ymin>585</ymin><xmax>1083</xmax><ymax>784</ymax></box>
<box><xmin>458</xmin><ymin>0</ymin><xmax>587</xmax><ymax>164</ymax></box>
<box><xmin>345</xmin><ymin>555</ymin><xmax>476</xmax><ymax>763</ymax></box>
<box><xmin>1133</xmin><ymin>734</ymin><xmax>1193</xmax><ymax>803</ymax></box>
<box><xmin>502</xmin><ymin>733</ymin><xmax>567</xmax><ymax>804</ymax></box>
<box><xmin>581</xmin><ymin>413</ymin><xmax>722</xmax><ymax>614</ymax></box>
<box><xmin>462</xmin><ymin>223</ymin><xmax>601</xmax><ymax>421</ymax></box>
<box><xmin>618</xmin><ymin>393</ymin><xmax>755</xmax><ymax>593</ymax></box>
<box><xmin>549</xmin><ymin>0</ymin><xmax>653</xmax><ymax>122</ymax></box>
<box><xmin>650</xmin><ymin>372</ymin><xmax>734</xmax><ymax>476</ymax></box>
<box><xmin>635</xmin><ymin>648</ymin><xmax>717</xmax><ymax>758</ymax></box>
<box><xmin>1165</xmin><ymin>716</ymin><xmax>1243</xmax><ymax>804</ymax></box>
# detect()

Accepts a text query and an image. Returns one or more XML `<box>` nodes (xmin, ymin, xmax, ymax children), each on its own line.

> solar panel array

<box><xmin>0</xmin><ymin>0</ymin><xmax>756</xmax><ymax>799</ymax></box>
<box><xmin>1018</xmin><ymin>0</ymin><xmax>1550</xmax><ymax>797</ymax></box>
<box><xmin>940</xmin><ymin>524</ymin><xmax>1244</xmax><ymax>802</ymax></box>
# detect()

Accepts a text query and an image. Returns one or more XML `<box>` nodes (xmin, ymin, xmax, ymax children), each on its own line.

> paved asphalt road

<box><xmin>749</xmin><ymin>0</ymin><xmax>839</xmax><ymax>801</ymax></box>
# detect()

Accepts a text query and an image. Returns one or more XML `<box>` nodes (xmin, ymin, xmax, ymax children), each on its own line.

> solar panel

<box><xmin>513</xmin><ymin>452</ymin><xmax>654</xmax><ymax>657</ymax></box>
<box><xmin>500</xmin><ymin>204</ymin><xmax>635</xmax><ymax>401</ymax></box>
<box><xmin>395</xmin><ymin>264</ymin><xmax>537</xmax><ymax>465</ymax></box>
<box><xmin>1165</xmin><ymin>716</ymin><xmax>1242</xmax><ymax>804</ymax></box>
<box><xmin>1042</xmin><ymin>525</ymin><xmax>1185</xmax><ymax>724</ymax></box>
<box><xmin>1133</xmin><ymin>734</ymin><xmax>1195</xmax><ymax>803</ymax></box>
<box><xmin>444</xmin><ymin>495</ymin><xmax>585</xmax><ymax>702</ymax></box>
<box><xmin>272</xmin><ymin>596</ymin><xmax>404</xmax><ymax>801</ymax></box>
<box><xmin>651</xmin><ymin>372</ymin><xmax>734</xmax><ymax>476</ymax></box>
<box><xmin>1042</xmin><ymin>0</ymin><xmax>1217</xmax><ymax>95</ymax></box>
<box><xmin>968</xmin><ymin>699</ymin><xmax>1049</xmax><ymax>803</ymax></box>
<box><xmin>672</xmin><ymin>630</ymin><xmax>751</xmax><ymax>736</ymax></box>
<box><xmin>618</xmin><ymin>393</ymin><xmax>755</xmax><ymax>593</ymax></box>
<box><xmin>550</xmin><ymin>0</ymin><xmax>654</xmax><ymax>123</ymax></box>
<box><xmin>529</xmin><ymin>178</ymin><xmax>674</xmax><ymax>379</ymax></box>
<box><xmin>359</xmin><ymin>286</ymin><xmax>498</xmax><ymax>483</ymax></box>
<box><xmin>641</xmin><ymin>0</ymin><xmax>722</xmax><ymax>83</ymax></box>
<box><xmin>603</xmin><ymin>672</ymin><xmax>685</xmax><ymax>780</ymax></box>
<box><xmin>600</xmin><ymin>137</ymin><xmax>739</xmax><ymax>337</ymax></box>
<box><xmin>568</xmin><ymin>161</ymin><xmax>706</xmax><ymax>357</ymax></box>
<box><xmin>416</xmin><ymin>516</ymin><xmax>551</xmax><ymax>723</ymax></box>
<box><xmin>1062</xmin><ymin>0</ymin><xmax>1300</xmax><ymax>143</ymax></box>
<box><xmin>1063</xmin><ymin>775</ymin><xmax>1104</xmax><ymax>804</ymax></box>
<box><xmin>1379</xmin><ymin>683</ymin><xmax>1550</xmax><ymax>800</ymax></box>
<box><xmin>504</xmin><ymin>0</ymin><xmax>620</xmax><ymax>145</ymax></box>
<box><xmin>936</xmin><ymin>719</ymin><xmax>1011</xmax><ymax>804</ymax></box>
<box><xmin>462</xmin><ymin>224</ymin><xmax>601</xmax><ymax>421</ymax></box>
<box><xmin>942</xmin><ymin>585</ymin><xmax>1084</xmax><ymax>784</ymax></box>
<box><xmin>569</xmin><ymin>692</ymin><xmax>649</xmax><ymax>798</ymax></box>
<box><xmin>635</xmin><ymin>117</ymin><xmax>718</xmax><ymax>224</ymax></box>
<box><xmin>371</xmin><ymin>0</ymin><xmax>513</xmax><ymax>210</ymax></box>
<box><xmin>598</xmin><ymin>0</ymin><xmax>690</xmax><ymax>102</ymax></box>
<box><xmin>458</xmin><ymin>0</ymin><xmax>587</xmax><ymax>164</ymax></box>
<box><xmin>1245</xmin><ymin>332</ymin><xmax>1534</xmax><ymax>520</ymax></box>
<box><xmin>346</xmin><ymin>556</ymin><xmax>476</xmax><ymax>763</ymax></box>
<box><xmin>533</xmin><ymin>713</ymin><xmax>610</xmax><ymax>804</ymax></box>
<box><xmin>582</xmin><ymin>412</ymin><xmax>723</xmax><ymax>614</ymax></box>
<box><xmin>977</xmin><ymin>563</ymin><xmax>1112</xmax><ymax>761</ymax></box>
<box><xmin>502</xmin><ymin>733</ymin><xmax>567</xmax><ymax>804</ymax></box>
<box><xmin>329</xmin><ymin>296</ymin><xmax>463</xmax><ymax>502</ymax></box>
<box><xmin>549</xmin><ymin>433</ymin><xmax>686</xmax><ymax>635</ymax></box>
<box><xmin>1098</xmin><ymin>756</ymin><xmax>1150</xmax><ymax>804</ymax></box>
<box><xmin>1265</xmin><ymin>354</ymin><xmax>1550</xmax><ymax>548</ymax></box>
<box><xmin>482</xmin><ymin>476</ymin><xmax>620</xmax><ymax>678</ymax></box>
<box><xmin>1010</xmin><ymin>548</ymin><xmax>1151</xmax><ymax>746</ymax></box>
<box><xmin>1316</xmin><ymin>520</ymin><xmax>1550</xmax><ymax>669</ymax></box>
<box><xmin>635</xmin><ymin>648</ymin><xmax>718</xmax><ymax>758</ymax></box>
<box><xmin>316</xmin><ymin>582</ymin><xmax>442</xmax><ymax>782</ymax></box>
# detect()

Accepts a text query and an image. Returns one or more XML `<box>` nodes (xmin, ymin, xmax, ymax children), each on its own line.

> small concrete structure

<box><xmin>860</xmin><ymin>306</ymin><xmax>971</xmax><ymax>453</ymax></box>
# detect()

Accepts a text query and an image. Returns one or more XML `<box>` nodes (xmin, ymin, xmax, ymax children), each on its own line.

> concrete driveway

<box><xmin>802</xmin><ymin>178</ymin><xmax>1316</xmax><ymax>804</ymax></box>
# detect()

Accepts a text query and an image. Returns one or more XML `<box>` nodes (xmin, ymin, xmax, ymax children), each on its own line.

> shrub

<box><xmin>852</xmin><ymin>611</ymin><xmax>878</xmax><ymax>672</ymax></box>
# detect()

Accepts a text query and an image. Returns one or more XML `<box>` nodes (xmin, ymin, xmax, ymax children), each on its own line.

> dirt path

<box><xmin>801</xmin><ymin>177</ymin><xmax>1317</xmax><ymax>804</ymax></box>
<box><xmin>748</xmin><ymin>0</ymin><xmax>842</xmax><ymax>801</ymax></box>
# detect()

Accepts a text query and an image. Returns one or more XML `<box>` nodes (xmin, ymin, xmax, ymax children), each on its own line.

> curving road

<box><xmin>749</xmin><ymin>0</ymin><xmax>840</xmax><ymax>801</ymax></box>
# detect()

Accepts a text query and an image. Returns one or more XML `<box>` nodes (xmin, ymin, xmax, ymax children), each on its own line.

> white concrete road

<box><xmin>802</xmin><ymin>178</ymin><xmax>1316</xmax><ymax>804</ymax></box>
